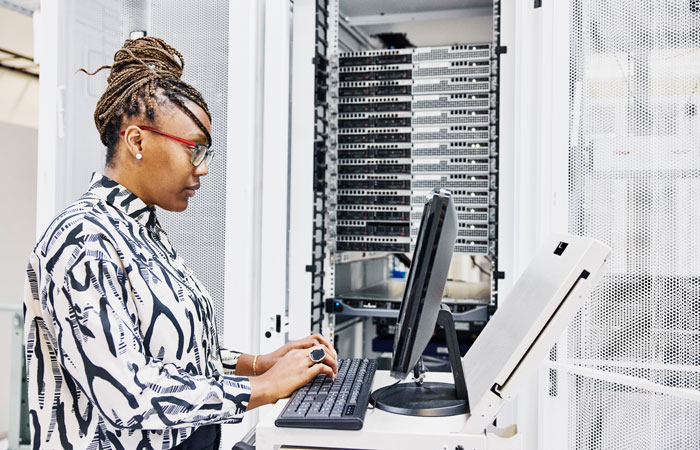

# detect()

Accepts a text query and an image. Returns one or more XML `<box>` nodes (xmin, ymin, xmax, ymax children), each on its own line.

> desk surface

<box><xmin>256</xmin><ymin>370</ymin><xmax>488</xmax><ymax>450</ymax></box>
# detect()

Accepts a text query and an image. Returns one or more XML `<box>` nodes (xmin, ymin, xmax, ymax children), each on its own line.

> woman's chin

<box><xmin>159</xmin><ymin>198</ymin><xmax>189</xmax><ymax>212</ymax></box>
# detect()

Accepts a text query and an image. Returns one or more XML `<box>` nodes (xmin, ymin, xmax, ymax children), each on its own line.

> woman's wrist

<box><xmin>256</xmin><ymin>353</ymin><xmax>274</xmax><ymax>374</ymax></box>
<box><xmin>247</xmin><ymin>374</ymin><xmax>277</xmax><ymax>410</ymax></box>
<box><xmin>235</xmin><ymin>353</ymin><xmax>256</xmax><ymax>376</ymax></box>
<box><xmin>234</xmin><ymin>352</ymin><xmax>277</xmax><ymax>376</ymax></box>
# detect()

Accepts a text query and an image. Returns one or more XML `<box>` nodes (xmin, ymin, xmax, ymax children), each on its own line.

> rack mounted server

<box><xmin>329</xmin><ymin>44</ymin><xmax>498</xmax><ymax>256</ymax></box>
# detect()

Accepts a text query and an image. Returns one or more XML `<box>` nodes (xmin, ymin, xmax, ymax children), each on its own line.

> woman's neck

<box><xmin>103</xmin><ymin>165</ymin><xmax>155</xmax><ymax>208</ymax></box>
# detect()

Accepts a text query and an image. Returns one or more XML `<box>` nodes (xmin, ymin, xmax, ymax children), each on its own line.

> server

<box><xmin>330</xmin><ymin>44</ymin><xmax>498</xmax><ymax>256</ymax></box>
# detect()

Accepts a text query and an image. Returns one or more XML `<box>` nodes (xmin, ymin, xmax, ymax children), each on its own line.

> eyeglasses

<box><xmin>120</xmin><ymin>125</ymin><xmax>214</xmax><ymax>167</ymax></box>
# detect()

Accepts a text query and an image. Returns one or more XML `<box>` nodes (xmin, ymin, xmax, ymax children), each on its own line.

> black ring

<box><xmin>309</xmin><ymin>348</ymin><xmax>326</xmax><ymax>363</ymax></box>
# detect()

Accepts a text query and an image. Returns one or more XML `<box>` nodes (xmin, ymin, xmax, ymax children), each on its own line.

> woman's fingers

<box><xmin>311</xmin><ymin>333</ymin><xmax>337</xmax><ymax>357</ymax></box>
<box><xmin>286</xmin><ymin>336</ymin><xmax>319</xmax><ymax>350</ymax></box>
<box><xmin>311</xmin><ymin>360</ymin><xmax>335</xmax><ymax>379</ymax></box>
<box><xmin>303</xmin><ymin>345</ymin><xmax>338</xmax><ymax>375</ymax></box>
<box><xmin>257</xmin><ymin>346</ymin><xmax>341</xmax><ymax>404</ymax></box>
<box><xmin>285</xmin><ymin>334</ymin><xmax>338</xmax><ymax>361</ymax></box>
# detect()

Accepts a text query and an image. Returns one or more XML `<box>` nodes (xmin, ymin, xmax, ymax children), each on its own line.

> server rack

<box><xmin>311</xmin><ymin>0</ymin><xmax>504</xmax><ymax>357</ymax></box>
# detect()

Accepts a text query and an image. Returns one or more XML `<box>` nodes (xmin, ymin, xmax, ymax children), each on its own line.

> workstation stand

<box><xmin>256</xmin><ymin>376</ymin><xmax>519</xmax><ymax>450</ymax></box>
<box><xmin>255</xmin><ymin>307</ymin><xmax>521</xmax><ymax>450</ymax></box>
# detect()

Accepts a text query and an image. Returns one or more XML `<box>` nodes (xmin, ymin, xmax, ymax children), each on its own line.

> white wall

<box><xmin>0</xmin><ymin>69</ymin><xmax>38</xmax><ymax>128</ymax></box>
<box><xmin>0</xmin><ymin>7</ymin><xmax>38</xmax><ymax>440</ymax></box>
<box><xmin>0</xmin><ymin>122</ymin><xmax>37</xmax><ymax>439</ymax></box>
<box><xmin>0</xmin><ymin>121</ymin><xmax>36</xmax><ymax>308</ymax></box>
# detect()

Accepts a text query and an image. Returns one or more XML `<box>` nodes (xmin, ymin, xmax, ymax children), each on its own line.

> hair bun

<box><xmin>109</xmin><ymin>36</ymin><xmax>184</xmax><ymax>83</ymax></box>
<box><xmin>83</xmin><ymin>36</ymin><xmax>210</xmax><ymax>157</ymax></box>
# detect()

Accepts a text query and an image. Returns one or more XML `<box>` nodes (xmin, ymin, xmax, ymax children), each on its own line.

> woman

<box><xmin>24</xmin><ymin>37</ymin><xmax>337</xmax><ymax>450</ymax></box>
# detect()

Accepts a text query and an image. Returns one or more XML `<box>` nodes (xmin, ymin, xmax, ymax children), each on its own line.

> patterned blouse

<box><xmin>24</xmin><ymin>173</ymin><xmax>251</xmax><ymax>449</ymax></box>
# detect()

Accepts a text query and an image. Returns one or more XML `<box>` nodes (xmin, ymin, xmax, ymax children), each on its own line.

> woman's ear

<box><xmin>122</xmin><ymin>125</ymin><xmax>144</xmax><ymax>160</ymax></box>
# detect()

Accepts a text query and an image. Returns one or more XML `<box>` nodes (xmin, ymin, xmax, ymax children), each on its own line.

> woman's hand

<box><xmin>247</xmin><ymin>345</ymin><xmax>338</xmax><ymax>410</ymax></box>
<box><xmin>256</xmin><ymin>333</ymin><xmax>338</xmax><ymax>375</ymax></box>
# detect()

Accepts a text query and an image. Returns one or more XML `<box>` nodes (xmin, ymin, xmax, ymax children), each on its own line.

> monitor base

<box><xmin>371</xmin><ymin>381</ymin><xmax>469</xmax><ymax>417</ymax></box>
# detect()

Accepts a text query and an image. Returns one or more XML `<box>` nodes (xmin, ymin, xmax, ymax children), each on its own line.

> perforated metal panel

<box><xmin>120</xmin><ymin>1</ymin><xmax>229</xmax><ymax>336</ymax></box>
<box><xmin>564</xmin><ymin>0</ymin><xmax>700</xmax><ymax>448</ymax></box>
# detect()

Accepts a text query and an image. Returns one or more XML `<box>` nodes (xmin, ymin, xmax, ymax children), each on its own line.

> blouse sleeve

<box><xmin>46</xmin><ymin>252</ymin><xmax>251</xmax><ymax>430</ymax></box>
<box><xmin>220</xmin><ymin>348</ymin><xmax>242</xmax><ymax>375</ymax></box>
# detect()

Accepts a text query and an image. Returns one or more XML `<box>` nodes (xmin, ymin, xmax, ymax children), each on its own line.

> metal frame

<box><xmin>495</xmin><ymin>0</ymin><xmax>575</xmax><ymax>447</ymax></box>
<box><xmin>0</xmin><ymin>47</ymin><xmax>38</xmax><ymax>78</ymax></box>
<box><xmin>35</xmin><ymin>1</ymin><xmax>62</xmax><ymax>236</ymax></box>
<box><xmin>306</xmin><ymin>0</ymin><xmax>333</xmax><ymax>337</ymax></box>
<box><xmin>536</xmin><ymin>1</ymin><xmax>573</xmax><ymax>449</ymax></box>
<box><xmin>221</xmin><ymin>0</ymin><xmax>267</xmax><ymax>443</ymax></box>
<box><xmin>258</xmin><ymin>0</ymin><xmax>294</xmax><ymax>354</ymax></box>
<box><xmin>490</xmin><ymin>0</ymin><xmax>504</xmax><ymax>314</ymax></box>
<box><xmin>288</xmin><ymin>0</ymin><xmax>319</xmax><ymax>340</ymax></box>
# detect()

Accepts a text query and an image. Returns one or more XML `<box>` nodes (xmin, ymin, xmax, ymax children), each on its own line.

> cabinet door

<box><xmin>540</xmin><ymin>1</ymin><xmax>700</xmax><ymax>449</ymax></box>
<box><xmin>37</xmin><ymin>0</ymin><xmax>120</xmax><ymax>230</ymax></box>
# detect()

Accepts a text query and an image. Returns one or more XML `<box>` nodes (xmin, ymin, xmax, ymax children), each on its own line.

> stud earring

<box><xmin>136</xmin><ymin>153</ymin><xmax>142</xmax><ymax>160</ymax></box>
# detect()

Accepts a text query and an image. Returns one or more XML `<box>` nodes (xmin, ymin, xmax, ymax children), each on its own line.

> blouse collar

<box><xmin>87</xmin><ymin>172</ymin><xmax>158</xmax><ymax>229</ymax></box>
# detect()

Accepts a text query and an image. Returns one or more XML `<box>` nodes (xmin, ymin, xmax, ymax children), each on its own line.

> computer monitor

<box><xmin>372</xmin><ymin>188</ymin><xmax>467</xmax><ymax>417</ymax></box>
<box><xmin>390</xmin><ymin>188</ymin><xmax>457</xmax><ymax>379</ymax></box>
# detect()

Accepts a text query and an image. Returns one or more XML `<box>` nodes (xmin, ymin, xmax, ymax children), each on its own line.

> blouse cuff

<box><xmin>221</xmin><ymin>349</ymin><xmax>242</xmax><ymax>375</ymax></box>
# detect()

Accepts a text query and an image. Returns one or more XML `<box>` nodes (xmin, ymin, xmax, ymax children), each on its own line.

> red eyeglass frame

<box><xmin>119</xmin><ymin>126</ymin><xmax>212</xmax><ymax>166</ymax></box>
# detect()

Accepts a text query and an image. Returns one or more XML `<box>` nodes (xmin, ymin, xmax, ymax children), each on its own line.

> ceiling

<box><xmin>338</xmin><ymin>0</ymin><xmax>493</xmax><ymax>48</ymax></box>
<box><xmin>339</xmin><ymin>0</ymin><xmax>492</xmax><ymax>18</ymax></box>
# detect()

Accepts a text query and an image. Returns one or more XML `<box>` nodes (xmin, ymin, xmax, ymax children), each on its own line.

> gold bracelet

<box><xmin>253</xmin><ymin>354</ymin><xmax>259</xmax><ymax>376</ymax></box>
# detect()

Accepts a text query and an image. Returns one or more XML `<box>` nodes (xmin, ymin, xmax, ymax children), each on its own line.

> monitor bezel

<box><xmin>390</xmin><ymin>192</ymin><xmax>455</xmax><ymax>379</ymax></box>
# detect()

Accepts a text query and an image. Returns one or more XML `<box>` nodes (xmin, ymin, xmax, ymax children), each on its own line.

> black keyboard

<box><xmin>275</xmin><ymin>358</ymin><xmax>377</xmax><ymax>430</ymax></box>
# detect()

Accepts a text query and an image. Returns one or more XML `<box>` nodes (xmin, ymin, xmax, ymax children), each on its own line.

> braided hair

<box><xmin>80</xmin><ymin>37</ymin><xmax>211</xmax><ymax>166</ymax></box>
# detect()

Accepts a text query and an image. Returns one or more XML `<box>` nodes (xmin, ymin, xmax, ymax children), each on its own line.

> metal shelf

<box><xmin>333</xmin><ymin>278</ymin><xmax>489</xmax><ymax>321</ymax></box>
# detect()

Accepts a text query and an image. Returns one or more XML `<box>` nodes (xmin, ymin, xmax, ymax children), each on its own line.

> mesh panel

<box><xmin>120</xmin><ymin>1</ymin><xmax>229</xmax><ymax>337</ymax></box>
<box><xmin>566</xmin><ymin>0</ymin><xmax>700</xmax><ymax>448</ymax></box>
<box><xmin>568</xmin><ymin>375</ymin><xmax>700</xmax><ymax>449</ymax></box>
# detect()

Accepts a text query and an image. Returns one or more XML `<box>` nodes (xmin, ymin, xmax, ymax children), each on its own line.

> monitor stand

<box><xmin>371</xmin><ymin>308</ymin><xmax>470</xmax><ymax>417</ymax></box>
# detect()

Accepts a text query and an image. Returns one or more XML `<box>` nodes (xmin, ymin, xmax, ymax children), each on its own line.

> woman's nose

<box><xmin>194</xmin><ymin>158</ymin><xmax>209</xmax><ymax>176</ymax></box>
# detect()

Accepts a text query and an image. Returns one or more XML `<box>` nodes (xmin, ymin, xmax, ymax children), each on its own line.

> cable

<box><xmin>394</xmin><ymin>253</ymin><xmax>411</xmax><ymax>268</ymax></box>
<box><xmin>367</xmin><ymin>379</ymin><xmax>402</xmax><ymax>410</ymax></box>
<box><xmin>471</xmin><ymin>256</ymin><xmax>491</xmax><ymax>276</ymax></box>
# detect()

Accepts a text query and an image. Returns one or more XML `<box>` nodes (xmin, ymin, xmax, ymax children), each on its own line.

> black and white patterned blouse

<box><xmin>24</xmin><ymin>173</ymin><xmax>251</xmax><ymax>449</ymax></box>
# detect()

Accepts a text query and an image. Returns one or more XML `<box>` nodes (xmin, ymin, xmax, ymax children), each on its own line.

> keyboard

<box><xmin>275</xmin><ymin>358</ymin><xmax>377</xmax><ymax>430</ymax></box>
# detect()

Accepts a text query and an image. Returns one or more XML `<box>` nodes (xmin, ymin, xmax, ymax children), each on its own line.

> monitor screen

<box><xmin>390</xmin><ymin>188</ymin><xmax>457</xmax><ymax>379</ymax></box>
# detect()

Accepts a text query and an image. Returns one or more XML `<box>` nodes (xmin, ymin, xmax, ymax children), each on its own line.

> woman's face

<box><xmin>128</xmin><ymin>100</ymin><xmax>212</xmax><ymax>212</ymax></box>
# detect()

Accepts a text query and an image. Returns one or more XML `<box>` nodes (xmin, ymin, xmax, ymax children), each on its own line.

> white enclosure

<box><xmin>540</xmin><ymin>0</ymin><xmax>700</xmax><ymax>449</ymax></box>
